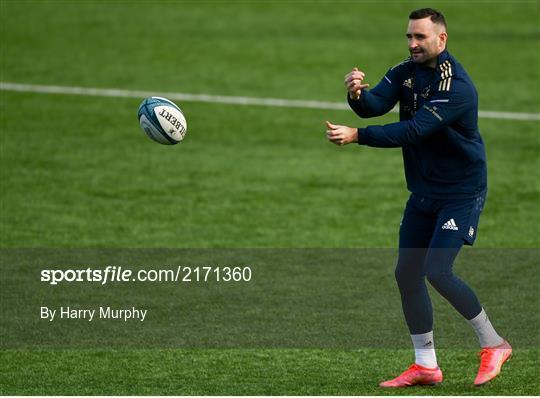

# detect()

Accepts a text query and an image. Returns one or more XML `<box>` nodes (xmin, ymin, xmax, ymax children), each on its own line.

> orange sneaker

<box><xmin>474</xmin><ymin>340</ymin><xmax>512</xmax><ymax>386</ymax></box>
<box><xmin>379</xmin><ymin>364</ymin><xmax>443</xmax><ymax>388</ymax></box>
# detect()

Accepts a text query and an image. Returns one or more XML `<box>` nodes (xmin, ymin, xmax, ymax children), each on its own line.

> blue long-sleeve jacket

<box><xmin>349</xmin><ymin>50</ymin><xmax>487</xmax><ymax>199</ymax></box>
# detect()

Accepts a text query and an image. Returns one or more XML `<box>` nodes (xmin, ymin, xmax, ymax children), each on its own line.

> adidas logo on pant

<box><xmin>442</xmin><ymin>218</ymin><xmax>459</xmax><ymax>230</ymax></box>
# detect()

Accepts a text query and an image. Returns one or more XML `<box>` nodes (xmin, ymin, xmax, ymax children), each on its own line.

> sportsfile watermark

<box><xmin>1</xmin><ymin>249</ymin><xmax>538</xmax><ymax>349</ymax></box>
<box><xmin>41</xmin><ymin>266</ymin><xmax>252</xmax><ymax>285</ymax></box>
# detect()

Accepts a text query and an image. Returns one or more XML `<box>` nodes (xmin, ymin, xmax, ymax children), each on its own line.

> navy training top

<box><xmin>349</xmin><ymin>50</ymin><xmax>487</xmax><ymax>199</ymax></box>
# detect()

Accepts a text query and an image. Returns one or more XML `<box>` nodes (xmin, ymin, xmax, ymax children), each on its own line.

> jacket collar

<box><xmin>436</xmin><ymin>49</ymin><xmax>451</xmax><ymax>67</ymax></box>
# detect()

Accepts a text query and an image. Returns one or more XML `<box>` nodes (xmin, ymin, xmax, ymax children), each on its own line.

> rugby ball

<box><xmin>137</xmin><ymin>97</ymin><xmax>187</xmax><ymax>145</ymax></box>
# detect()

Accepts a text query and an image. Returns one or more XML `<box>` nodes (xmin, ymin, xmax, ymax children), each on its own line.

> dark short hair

<box><xmin>409</xmin><ymin>8</ymin><xmax>447</xmax><ymax>29</ymax></box>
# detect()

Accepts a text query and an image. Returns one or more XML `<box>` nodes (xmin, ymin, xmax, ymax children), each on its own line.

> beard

<box><xmin>410</xmin><ymin>48</ymin><xmax>436</xmax><ymax>65</ymax></box>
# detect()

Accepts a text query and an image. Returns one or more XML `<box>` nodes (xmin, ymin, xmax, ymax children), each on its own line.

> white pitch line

<box><xmin>1</xmin><ymin>82</ymin><xmax>539</xmax><ymax>122</ymax></box>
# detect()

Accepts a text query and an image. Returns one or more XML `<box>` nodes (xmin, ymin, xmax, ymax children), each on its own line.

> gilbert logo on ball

<box><xmin>137</xmin><ymin>97</ymin><xmax>187</xmax><ymax>145</ymax></box>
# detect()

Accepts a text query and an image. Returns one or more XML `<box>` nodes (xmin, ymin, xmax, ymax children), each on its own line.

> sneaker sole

<box><xmin>379</xmin><ymin>381</ymin><xmax>443</xmax><ymax>388</ymax></box>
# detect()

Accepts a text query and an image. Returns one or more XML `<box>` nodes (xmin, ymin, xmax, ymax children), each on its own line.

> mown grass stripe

<box><xmin>1</xmin><ymin>82</ymin><xmax>539</xmax><ymax>121</ymax></box>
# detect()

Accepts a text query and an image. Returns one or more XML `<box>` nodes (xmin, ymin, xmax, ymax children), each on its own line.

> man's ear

<box><xmin>439</xmin><ymin>31</ymin><xmax>448</xmax><ymax>48</ymax></box>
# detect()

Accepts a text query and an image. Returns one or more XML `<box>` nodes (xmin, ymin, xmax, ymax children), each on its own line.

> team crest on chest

<box><xmin>402</xmin><ymin>78</ymin><xmax>413</xmax><ymax>89</ymax></box>
<box><xmin>421</xmin><ymin>85</ymin><xmax>431</xmax><ymax>98</ymax></box>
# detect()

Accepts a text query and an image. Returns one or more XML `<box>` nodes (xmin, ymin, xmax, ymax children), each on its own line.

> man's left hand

<box><xmin>326</xmin><ymin>121</ymin><xmax>358</xmax><ymax>146</ymax></box>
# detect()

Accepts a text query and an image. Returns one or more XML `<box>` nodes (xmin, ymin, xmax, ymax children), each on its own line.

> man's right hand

<box><xmin>344</xmin><ymin>67</ymin><xmax>370</xmax><ymax>100</ymax></box>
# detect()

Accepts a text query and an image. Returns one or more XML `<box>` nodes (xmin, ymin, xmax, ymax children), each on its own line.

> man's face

<box><xmin>406</xmin><ymin>17</ymin><xmax>447</xmax><ymax>66</ymax></box>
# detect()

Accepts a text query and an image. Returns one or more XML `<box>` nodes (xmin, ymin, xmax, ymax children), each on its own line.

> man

<box><xmin>326</xmin><ymin>8</ymin><xmax>511</xmax><ymax>388</ymax></box>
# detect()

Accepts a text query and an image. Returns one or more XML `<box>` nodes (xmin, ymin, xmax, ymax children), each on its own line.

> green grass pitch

<box><xmin>1</xmin><ymin>0</ymin><xmax>539</xmax><ymax>395</ymax></box>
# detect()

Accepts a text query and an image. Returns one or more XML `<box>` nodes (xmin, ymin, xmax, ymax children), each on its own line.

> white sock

<box><xmin>411</xmin><ymin>331</ymin><xmax>438</xmax><ymax>369</ymax></box>
<box><xmin>468</xmin><ymin>308</ymin><xmax>504</xmax><ymax>348</ymax></box>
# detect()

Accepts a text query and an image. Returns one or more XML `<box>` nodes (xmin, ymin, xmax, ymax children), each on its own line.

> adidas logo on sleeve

<box><xmin>442</xmin><ymin>218</ymin><xmax>459</xmax><ymax>230</ymax></box>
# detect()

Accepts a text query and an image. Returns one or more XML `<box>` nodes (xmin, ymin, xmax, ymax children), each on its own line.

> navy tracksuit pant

<box><xmin>396</xmin><ymin>193</ymin><xmax>486</xmax><ymax>334</ymax></box>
